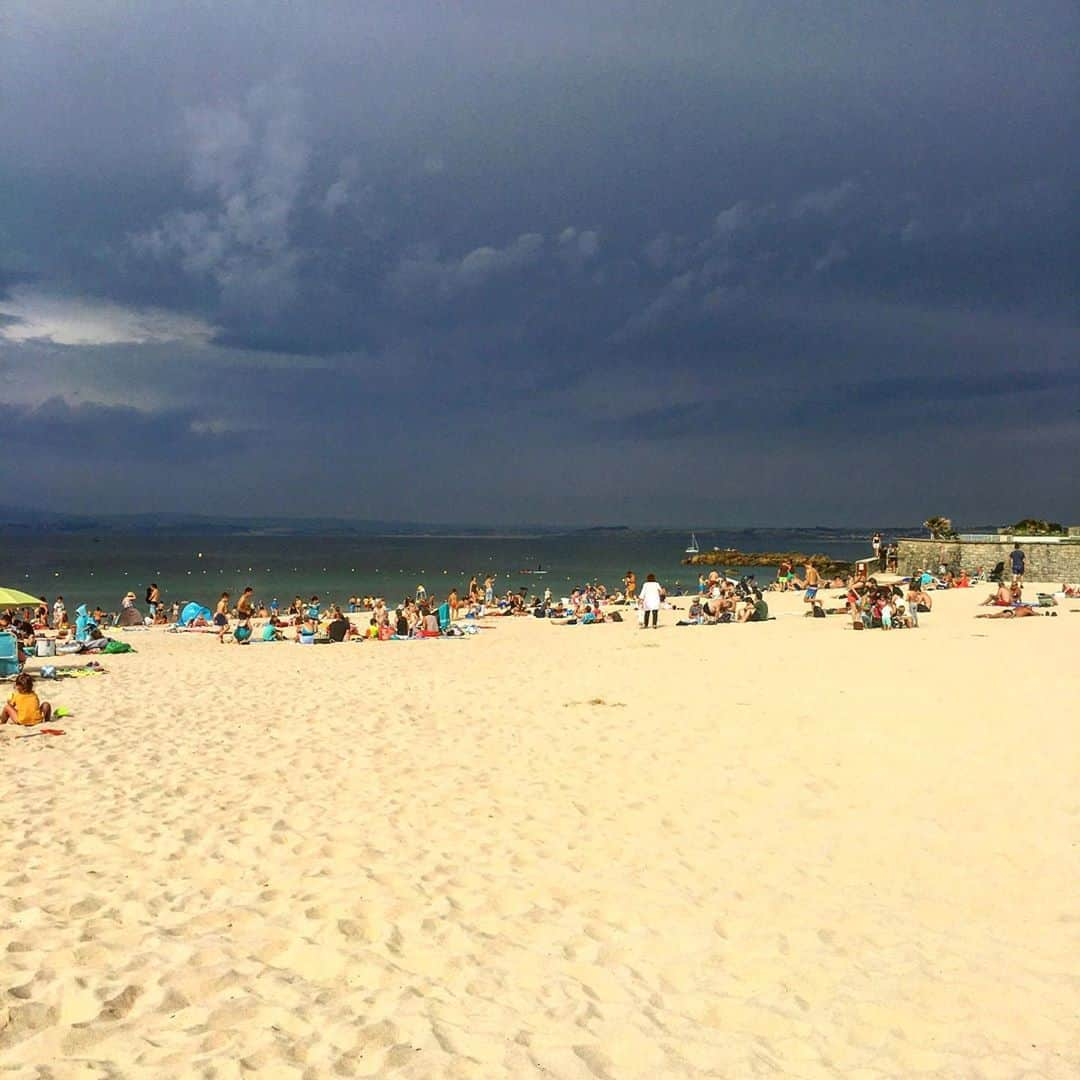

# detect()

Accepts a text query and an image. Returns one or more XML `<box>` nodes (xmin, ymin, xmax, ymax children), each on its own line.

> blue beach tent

<box><xmin>179</xmin><ymin>602</ymin><xmax>213</xmax><ymax>627</ymax></box>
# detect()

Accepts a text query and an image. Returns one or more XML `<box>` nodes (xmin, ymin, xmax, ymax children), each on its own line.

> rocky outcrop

<box><xmin>681</xmin><ymin>549</ymin><xmax>852</xmax><ymax>576</ymax></box>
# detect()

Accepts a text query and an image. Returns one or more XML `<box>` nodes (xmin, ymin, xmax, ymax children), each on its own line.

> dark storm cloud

<box><xmin>597</xmin><ymin>369</ymin><xmax>1080</xmax><ymax>443</ymax></box>
<box><xmin>1</xmin><ymin>1</ymin><xmax>1077</xmax><ymax>523</ymax></box>
<box><xmin>2</xmin><ymin>397</ymin><xmax>229</xmax><ymax>461</ymax></box>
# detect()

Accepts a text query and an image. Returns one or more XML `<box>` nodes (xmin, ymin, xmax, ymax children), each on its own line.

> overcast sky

<box><xmin>2</xmin><ymin>1</ymin><xmax>1077</xmax><ymax>526</ymax></box>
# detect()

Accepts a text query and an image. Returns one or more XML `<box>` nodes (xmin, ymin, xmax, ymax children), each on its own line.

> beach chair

<box><xmin>0</xmin><ymin>631</ymin><xmax>23</xmax><ymax>679</ymax></box>
<box><xmin>437</xmin><ymin>603</ymin><xmax>451</xmax><ymax>632</ymax></box>
<box><xmin>988</xmin><ymin>561</ymin><xmax>1006</xmax><ymax>583</ymax></box>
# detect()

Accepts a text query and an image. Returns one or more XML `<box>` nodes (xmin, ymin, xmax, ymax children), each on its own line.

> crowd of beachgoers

<box><xmin>5</xmin><ymin>537</ymin><xmax>1077</xmax><ymax>658</ymax></box>
<box><xmin>3</xmin><ymin>549</ymin><xmax>1076</xmax><ymax>734</ymax></box>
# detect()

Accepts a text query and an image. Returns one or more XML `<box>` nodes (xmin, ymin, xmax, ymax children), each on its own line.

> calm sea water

<box><xmin>2</xmin><ymin>529</ymin><xmax>880</xmax><ymax>613</ymax></box>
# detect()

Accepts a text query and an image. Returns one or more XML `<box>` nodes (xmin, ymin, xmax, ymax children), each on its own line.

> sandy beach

<box><xmin>2</xmin><ymin>585</ymin><xmax>1077</xmax><ymax>1078</ymax></box>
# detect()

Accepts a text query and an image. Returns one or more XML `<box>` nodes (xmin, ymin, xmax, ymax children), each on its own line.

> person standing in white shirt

<box><xmin>638</xmin><ymin>573</ymin><xmax>664</xmax><ymax>629</ymax></box>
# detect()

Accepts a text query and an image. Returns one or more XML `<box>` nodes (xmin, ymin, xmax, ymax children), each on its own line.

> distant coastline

<box><xmin>2</xmin><ymin>505</ymin><xmax>939</xmax><ymax>540</ymax></box>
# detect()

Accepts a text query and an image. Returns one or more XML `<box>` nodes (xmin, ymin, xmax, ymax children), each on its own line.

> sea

<box><xmin>2</xmin><ymin>527</ymin><xmax>893</xmax><ymax>613</ymax></box>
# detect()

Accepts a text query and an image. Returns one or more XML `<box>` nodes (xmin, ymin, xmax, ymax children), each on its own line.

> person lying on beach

<box><xmin>976</xmin><ymin>606</ymin><xmax>1051</xmax><ymax>619</ymax></box>
<box><xmin>2</xmin><ymin>673</ymin><xmax>53</xmax><ymax>727</ymax></box>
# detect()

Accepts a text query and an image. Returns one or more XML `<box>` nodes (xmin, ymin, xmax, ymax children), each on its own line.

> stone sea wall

<box><xmin>896</xmin><ymin>538</ymin><xmax>1080</xmax><ymax>581</ymax></box>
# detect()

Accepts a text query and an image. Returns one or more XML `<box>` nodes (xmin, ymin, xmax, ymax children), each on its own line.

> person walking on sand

<box><xmin>803</xmin><ymin>560</ymin><xmax>820</xmax><ymax>604</ymax></box>
<box><xmin>213</xmin><ymin>592</ymin><xmax>230</xmax><ymax>643</ymax></box>
<box><xmin>624</xmin><ymin>570</ymin><xmax>637</xmax><ymax>603</ymax></box>
<box><xmin>236</xmin><ymin>586</ymin><xmax>255</xmax><ymax>619</ymax></box>
<box><xmin>1010</xmin><ymin>543</ymin><xmax>1025</xmax><ymax>586</ymax></box>
<box><xmin>639</xmin><ymin>573</ymin><xmax>663</xmax><ymax>629</ymax></box>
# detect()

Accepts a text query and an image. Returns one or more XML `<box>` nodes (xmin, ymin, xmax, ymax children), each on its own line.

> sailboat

<box><xmin>685</xmin><ymin>532</ymin><xmax>700</xmax><ymax>555</ymax></box>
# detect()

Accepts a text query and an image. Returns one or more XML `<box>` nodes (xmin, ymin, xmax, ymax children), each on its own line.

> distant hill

<box><xmin>0</xmin><ymin>505</ymin><xmax>570</xmax><ymax>537</ymax></box>
<box><xmin>0</xmin><ymin>506</ymin><xmax>998</xmax><ymax>539</ymax></box>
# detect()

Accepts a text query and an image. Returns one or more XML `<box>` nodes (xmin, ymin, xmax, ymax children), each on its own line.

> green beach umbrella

<box><xmin>0</xmin><ymin>587</ymin><xmax>42</xmax><ymax>609</ymax></box>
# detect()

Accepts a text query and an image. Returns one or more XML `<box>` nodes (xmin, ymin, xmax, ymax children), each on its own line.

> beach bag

<box><xmin>609</xmin><ymin>611</ymin><xmax>623</xmax><ymax>622</ymax></box>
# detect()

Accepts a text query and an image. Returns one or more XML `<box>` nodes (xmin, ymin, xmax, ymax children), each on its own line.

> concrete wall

<box><xmin>896</xmin><ymin>538</ymin><xmax>1080</xmax><ymax>581</ymax></box>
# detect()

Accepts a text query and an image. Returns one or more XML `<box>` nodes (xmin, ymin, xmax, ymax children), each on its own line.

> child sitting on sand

<box><xmin>3</xmin><ymin>673</ymin><xmax>53</xmax><ymax>727</ymax></box>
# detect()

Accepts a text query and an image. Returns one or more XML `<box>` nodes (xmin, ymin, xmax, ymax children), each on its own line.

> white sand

<box><xmin>2</xmin><ymin>585</ymin><xmax>1078</xmax><ymax>1077</ymax></box>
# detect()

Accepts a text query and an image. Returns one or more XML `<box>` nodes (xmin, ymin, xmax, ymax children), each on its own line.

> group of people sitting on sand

<box><xmin>841</xmin><ymin>579</ymin><xmax>927</xmax><ymax>630</ymax></box>
<box><xmin>677</xmin><ymin>576</ymin><xmax>769</xmax><ymax>624</ymax></box>
<box><xmin>0</xmin><ymin>605</ymin><xmax>119</xmax><ymax>659</ymax></box>
<box><xmin>973</xmin><ymin>579</ymin><xmax>1060</xmax><ymax>618</ymax></box>
<box><xmin>203</xmin><ymin>585</ymin><xmax>515</xmax><ymax>644</ymax></box>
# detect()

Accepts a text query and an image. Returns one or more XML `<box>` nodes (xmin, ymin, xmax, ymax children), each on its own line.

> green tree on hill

<box><xmin>923</xmin><ymin>516</ymin><xmax>957</xmax><ymax>540</ymax></box>
<box><xmin>1011</xmin><ymin>518</ymin><xmax>1064</xmax><ymax>535</ymax></box>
